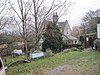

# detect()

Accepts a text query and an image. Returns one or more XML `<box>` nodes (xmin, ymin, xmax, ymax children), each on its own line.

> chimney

<box><xmin>53</xmin><ymin>12</ymin><xmax>58</xmax><ymax>24</ymax></box>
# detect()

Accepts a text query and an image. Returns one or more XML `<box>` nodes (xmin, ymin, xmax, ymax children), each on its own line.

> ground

<box><xmin>47</xmin><ymin>63</ymin><xmax>100</xmax><ymax>75</ymax></box>
<box><xmin>5</xmin><ymin>50</ymin><xmax>100</xmax><ymax>75</ymax></box>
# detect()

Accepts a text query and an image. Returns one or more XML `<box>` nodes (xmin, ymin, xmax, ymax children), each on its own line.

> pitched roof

<box><xmin>57</xmin><ymin>21</ymin><xmax>66</xmax><ymax>28</ymax></box>
<box><xmin>63</xmin><ymin>34</ymin><xmax>78</xmax><ymax>41</ymax></box>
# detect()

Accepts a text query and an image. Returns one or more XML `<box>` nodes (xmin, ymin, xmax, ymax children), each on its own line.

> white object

<box><xmin>12</xmin><ymin>49</ymin><xmax>22</xmax><ymax>55</ymax></box>
<box><xmin>39</xmin><ymin>38</ymin><xmax>43</xmax><ymax>50</ymax></box>
<box><xmin>30</xmin><ymin>52</ymin><xmax>44</xmax><ymax>59</ymax></box>
<box><xmin>86</xmin><ymin>37</ymin><xmax>89</xmax><ymax>41</ymax></box>
<box><xmin>97</xmin><ymin>24</ymin><xmax>100</xmax><ymax>38</ymax></box>
<box><xmin>0</xmin><ymin>57</ymin><xmax>6</xmax><ymax>75</ymax></box>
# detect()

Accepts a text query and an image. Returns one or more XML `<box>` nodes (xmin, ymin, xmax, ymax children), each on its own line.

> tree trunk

<box><xmin>33</xmin><ymin>0</ymin><xmax>39</xmax><ymax>50</ymax></box>
<box><xmin>22</xmin><ymin>17</ymin><xmax>28</xmax><ymax>55</ymax></box>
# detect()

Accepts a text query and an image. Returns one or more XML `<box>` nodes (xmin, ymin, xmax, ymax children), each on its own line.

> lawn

<box><xmin>5</xmin><ymin>50</ymin><xmax>100</xmax><ymax>75</ymax></box>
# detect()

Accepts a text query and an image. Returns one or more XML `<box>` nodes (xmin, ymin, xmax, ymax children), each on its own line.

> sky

<box><xmin>1</xmin><ymin>0</ymin><xmax>100</xmax><ymax>32</ymax></box>
<box><xmin>12</xmin><ymin>0</ymin><xmax>100</xmax><ymax>29</ymax></box>
<box><xmin>63</xmin><ymin>0</ymin><xmax>100</xmax><ymax>28</ymax></box>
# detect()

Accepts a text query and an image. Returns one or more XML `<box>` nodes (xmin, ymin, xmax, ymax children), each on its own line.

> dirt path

<box><xmin>47</xmin><ymin>64</ymin><xmax>100</xmax><ymax>75</ymax></box>
<box><xmin>47</xmin><ymin>65</ymin><xmax>78</xmax><ymax>75</ymax></box>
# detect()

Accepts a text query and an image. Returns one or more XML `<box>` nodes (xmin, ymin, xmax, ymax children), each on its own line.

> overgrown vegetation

<box><xmin>0</xmin><ymin>34</ymin><xmax>22</xmax><ymax>56</ymax></box>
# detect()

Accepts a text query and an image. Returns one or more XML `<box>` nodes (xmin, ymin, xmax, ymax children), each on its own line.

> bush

<box><xmin>94</xmin><ymin>38</ymin><xmax>100</xmax><ymax>50</ymax></box>
<box><xmin>27</xmin><ymin>42</ymin><xmax>34</xmax><ymax>50</ymax></box>
<box><xmin>62</xmin><ymin>49</ymin><xmax>70</xmax><ymax>53</ymax></box>
<box><xmin>62</xmin><ymin>48</ymin><xmax>81</xmax><ymax>54</ymax></box>
<box><xmin>70</xmin><ymin>48</ymin><xmax>81</xmax><ymax>51</ymax></box>
<box><xmin>44</xmin><ymin>49</ymin><xmax>54</xmax><ymax>57</ymax></box>
<box><xmin>33</xmin><ymin>50</ymin><xmax>42</xmax><ymax>53</ymax></box>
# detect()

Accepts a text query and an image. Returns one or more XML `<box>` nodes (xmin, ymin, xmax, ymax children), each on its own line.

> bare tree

<box><xmin>8</xmin><ymin>0</ymin><xmax>72</xmax><ymax>52</ymax></box>
<box><xmin>0</xmin><ymin>0</ymin><xmax>9</xmax><ymax>30</ymax></box>
<box><xmin>31</xmin><ymin>0</ymin><xmax>72</xmax><ymax>50</ymax></box>
<box><xmin>9</xmin><ymin>0</ymin><xmax>33</xmax><ymax>54</ymax></box>
<box><xmin>81</xmin><ymin>9</ymin><xmax>100</xmax><ymax>34</ymax></box>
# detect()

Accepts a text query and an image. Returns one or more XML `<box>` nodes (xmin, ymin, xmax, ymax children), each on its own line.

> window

<box><xmin>0</xmin><ymin>60</ymin><xmax>3</xmax><ymax>70</ymax></box>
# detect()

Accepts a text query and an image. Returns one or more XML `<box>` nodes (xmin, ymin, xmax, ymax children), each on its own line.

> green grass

<box><xmin>5</xmin><ymin>51</ymin><xmax>100</xmax><ymax>75</ymax></box>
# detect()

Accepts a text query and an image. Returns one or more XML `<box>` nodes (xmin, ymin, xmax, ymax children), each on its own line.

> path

<box><xmin>47</xmin><ymin>64</ymin><xmax>100</xmax><ymax>75</ymax></box>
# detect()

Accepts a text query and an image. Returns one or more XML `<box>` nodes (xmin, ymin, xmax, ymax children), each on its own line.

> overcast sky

<box><xmin>62</xmin><ymin>0</ymin><xmax>100</xmax><ymax>28</ymax></box>
<box><xmin>1</xmin><ymin>0</ymin><xmax>100</xmax><ymax>30</ymax></box>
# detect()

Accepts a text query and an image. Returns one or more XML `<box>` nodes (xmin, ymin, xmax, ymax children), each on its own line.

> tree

<box><xmin>81</xmin><ymin>9</ymin><xmax>100</xmax><ymax>34</ymax></box>
<box><xmin>72</xmin><ymin>26</ymin><xmax>82</xmax><ymax>37</ymax></box>
<box><xmin>9</xmin><ymin>0</ymin><xmax>33</xmax><ymax>55</ymax></box>
<box><xmin>42</xmin><ymin>22</ymin><xmax>63</xmax><ymax>53</ymax></box>
<box><xmin>80</xmin><ymin>10</ymin><xmax>100</xmax><ymax>48</ymax></box>
<box><xmin>0</xmin><ymin>0</ymin><xmax>9</xmax><ymax>30</ymax></box>
<box><xmin>8</xmin><ymin>0</ymin><xmax>72</xmax><ymax>52</ymax></box>
<box><xmin>31</xmin><ymin>0</ymin><xmax>72</xmax><ymax>50</ymax></box>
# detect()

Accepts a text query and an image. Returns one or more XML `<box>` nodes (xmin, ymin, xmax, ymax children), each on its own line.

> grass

<box><xmin>5</xmin><ymin>50</ymin><xmax>100</xmax><ymax>75</ymax></box>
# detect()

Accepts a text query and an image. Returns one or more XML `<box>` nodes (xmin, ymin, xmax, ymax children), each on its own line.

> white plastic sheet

<box><xmin>30</xmin><ymin>52</ymin><xmax>44</xmax><ymax>59</ymax></box>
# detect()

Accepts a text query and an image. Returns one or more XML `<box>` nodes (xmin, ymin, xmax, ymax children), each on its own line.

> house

<box><xmin>39</xmin><ymin>13</ymin><xmax>79</xmax><ymax>49</ymax></box>
<box><xmin>53</xmin><ymin>12</ymin><xmax>78</xmax><ymax>44</ymax></box>
<box><xmin>57</xmin><ymin>20</ymin><xmax>78</xmax><ymax>44</ymax></box>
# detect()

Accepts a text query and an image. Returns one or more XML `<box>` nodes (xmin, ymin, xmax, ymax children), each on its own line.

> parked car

<box><xmin>0</xmin><ymin>57</ymin><xmax>5</xmax><ymax>75</ymax></box>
